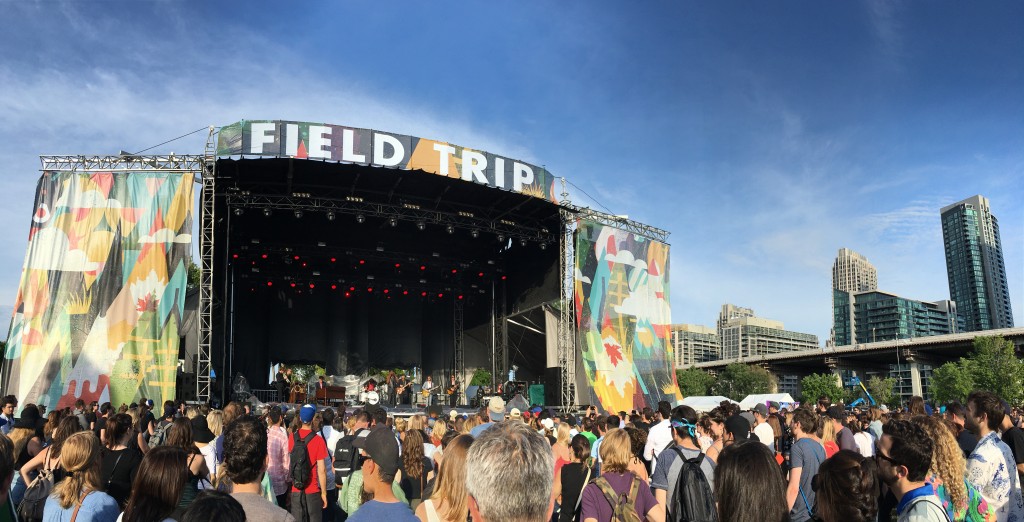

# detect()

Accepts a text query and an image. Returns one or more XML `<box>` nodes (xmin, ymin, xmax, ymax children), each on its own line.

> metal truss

<box><xmin>453</xmin><ymin>295</ymin><xmax>465</xmax><ymax>405</ymax></box>
<box><xmin>495</xmin><ymin>282</ymin><xmax>508</xmax><ymax>388</ymax></box>
<box><xmin>563</xmin><ymin>204</ymin><xmax>670</xmax><ymax>243</ymax></box>
<box><xmin>40</xmin><ymin>154</ymin><xmax>206</xmax><ymax>172</ymax></box>
<box><xmin>225</xmin><ymin>193</ymin><xmax>556</xmax><ymax>245</ymax></box>
<box><xmin>196</xmin><ymin>131</ymin><xmax>217</xmax><ymax>404</ymax></box>
<box><xmin>558</xmin><ymin>206</ymin><xmax>578</xmax><ymax>410</ymax></box>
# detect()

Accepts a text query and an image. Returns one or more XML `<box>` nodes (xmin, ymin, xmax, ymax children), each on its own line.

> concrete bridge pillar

<box><xmin>909</xmin><ymin>361</ymin><xmax>923</xmax><ymax>398</ymax></box>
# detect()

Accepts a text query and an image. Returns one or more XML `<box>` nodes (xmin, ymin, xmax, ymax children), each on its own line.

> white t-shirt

<box><xmin>853</xmin><ymin>431</ymin><xmax>874</xmax><ymax>458</ymax></box>
<box><xmin>753</xmin><ymin>422</ymin><xmax>775</xmax><ymax>451</ymax></box>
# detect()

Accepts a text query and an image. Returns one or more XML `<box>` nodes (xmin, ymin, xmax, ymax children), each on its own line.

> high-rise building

<box><xmin>832</xmin><ymin>248</ymin><xmax>878</xmax><ymax>294</ymax></box>
<box><xmin>833</xmin><ymin>289</ymin><xmax>962</xmax><ymax>346</ymax></box>
<box><xmin>940</xmin><ymin>195</ymin><xmax>1014</xmax><ymax>331</ymax></box>
<box><xmin>719</xmin><ymin>314</ymin><xmax>819</xmax><ymax>360</ymax></box>
<box><xmin>670</xmin><ymin>324</ymin><xmax>719</xmax><ymax>367</ymax></box>
<box><xmin>717</xmin><ymin>304</ymin><xmax>755</xmax><ymax>340</ymax></box>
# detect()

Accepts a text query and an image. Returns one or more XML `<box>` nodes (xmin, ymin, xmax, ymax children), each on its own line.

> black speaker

<box><xmin>544</xmin><ymin>368</ymin><xmax>563</xmax><ymax>406</ymax></box>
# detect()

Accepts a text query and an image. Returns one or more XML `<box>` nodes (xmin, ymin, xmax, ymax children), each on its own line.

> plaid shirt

<box><xmin>266</xmin><ymin>425</ymin><xmax>290</xmax><ymax>495</ymax></box>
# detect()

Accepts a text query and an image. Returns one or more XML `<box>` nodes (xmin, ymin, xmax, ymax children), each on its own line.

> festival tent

<box><xmin>738</xmin><ymin>393</ymin><xmax>797</xmax><ymax>410</ymax></box>
<box><xmin>681</xmin><ymin>395</ymin><xmax>736</xmax><ymax>413</ymax></box>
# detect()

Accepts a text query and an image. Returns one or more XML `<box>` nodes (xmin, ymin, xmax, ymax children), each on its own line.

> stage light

<box><xmin>359</xmin><ymin>259</ymin><xmax>365</xmax><ymax>265</ymax></box>
<box><xmin>290</xmin><ymin>283</ymin><xmax>296</xmax><ymax>288</ymax></box>
<box><xmin>327</xmin><ymin>212</ymin><xmax>336</xmax><ymax>221</ymax></box>
<box><xmin>478</xmin><ymin>272</ymin><xmax>484</xmax><ymax>277</ymax></box>
<box><xmin>330</xmin><ymin>257</ymin><xmax>337</xmax><ymax>263</ymax></box>
<box><xmin>458</xmin><ymin>295</ymin><xmax>463</xmax><ymax>300</ymax></box>
<box><xmin>367</xmin><ymin>287</ymin><xmax>373</xmax><ymax>293</ymax></box>
<box><xmin>356</xmin><ymin>214</ymin><xmax>365</xmax><ymax>224</ymax></box>
<box><xmin>403</xmin><ymin>290</ymin><xmax>409</xmax><ymax>295</ymax></box>
<box><xmin>419</xmin><ymin>279</ymin><xmax>426</xmax><ymax>284</ymax></box>
<box><xmin>420</xmin><ymin>265</ymin><xmax>426</xmax><ymax>271</ymax></box>
<box><xmin>261</xmin><ymin>254</ymin><xmax>268</xmax><ymax>259</ymax></box>
<box><xmin>294</xmin><ymin>210</ymin><xmax>303</xmax><ymax>219</ymax></box>
<box><xmin>394</xmin><ymin>263</ymin><xmax>401</xmax><ymax>268</ymax></box>
<box><xmin>263</xmin><ymin>208</ymin><xmax>272</xmax><ymax>217</ymax></box>
<box><xmin>451</xmin><ymin>269</ymin><xmax>457</xmax><ymax>274</ymax></box>
<box><xmin>232</xmin><ymin>254</ymin><xmax>238</xmax><ymax>259</ymax></box>
<box><xmin>294</xmin><ymin>255</ymin><xmax>300</xmax><ymax>260</ymax></box>
<box><xmin>446</xmin><ymin>225</ymin><xmax>454</xmax><ymax>234</ymax></box>
<box><xmin>520</xmin><ymin>238</ymin><xmax>527</xmax><ymax>247</ymax></box>
<box><xmin>233</xmin><ymin>208</ymin><xmax>243</xmax><ymax>216</ymax></box>
<box><xmin>309</xmin><ymin>283</ymin><xmax>315</xmax><ymax>289</ymax></box>
<box><xmin>438</xmin><ymin>293</ymin><xmax>444</xmax><ymax>298</ymax></box>
<box><xmin>301</xmin><ymin>262</ymin><xmax>307</xmax><ymax>267</ymax></box>
<box><xmin>383</xmin><ymin>289</ymin><xmax>389</xmax><ymax>294</ymax></box>
<box><xmin>421</xmin><ymin>291</ymin><xmax>427</xmax><ymax>297</ymax></box>
<box><xmin>266</xmin><ymin>281</ymin><xmax>273</xmax><ymax>287</ymax></box>
<box><xmin>471</xmin><ymin>229</ymin><xmax>479</xmax><ymax>238</ymax></box>
<box><xmin>416</xmin><ymin>221</ymin><xmax>426</xmax><ymax>231</ymax></box>
<box><xmin>331</xmin><ymin>285</ymin><xmax>337</xmax><ymax>290</ymax></box>
<box><xmin>345</xmin><ymin>292</ymin><xmax>351</xmax><ymax>298</ymax></box>
<box><xmin>539</xmin><ymin>242</ymin><xmax>547</xmax><ymax>250</ymax></box>
<box><xmin>389</xmin><ymin>218</ymin><xmax>398</xmax><ymax>227</ymax></box>
<box><xmin>501</xmin><ymin>275</ymin><xmax>507</xmax><ymax>280</ymax></box>
<box><xmin>497</xmin><ymin>234</ymin><xmax>506</xmax><ymax>243</ymax></box>
<box><xmin>349</xmin><ymin>286</ymin><xmax>355</xmax><ymax>291</ymax></box>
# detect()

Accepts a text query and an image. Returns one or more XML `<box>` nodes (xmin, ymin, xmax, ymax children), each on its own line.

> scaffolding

<box><xmin>196</xmin><ymin>129</ymin><xmax>217</xmax><ymax>403</ymax></box>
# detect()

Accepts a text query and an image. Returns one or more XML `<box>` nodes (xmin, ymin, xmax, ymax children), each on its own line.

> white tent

<box><xmin>739</xmin><ymin>393</ymin><xmax>797</xmax><ymax>410</ymax></box>
<box><xmin>681</xmin><ymin>395</ymin><xmax>737</xmax><ymax>413</ymax></box>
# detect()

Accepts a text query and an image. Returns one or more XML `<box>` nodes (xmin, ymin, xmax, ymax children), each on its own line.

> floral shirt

<box><xmin>967</xmin><ymin>432</ymin><xmax>1024</xmax><ymax>522</ymax></box>
<box><xmin>267</xmin><ymin>425</ymin><xmax>291</xmax><ymax>496</ymax></box>
<box><xmin>931</xmin><ymin>475</ymin><xmax>996</xmax><ymax>522</ymax></box>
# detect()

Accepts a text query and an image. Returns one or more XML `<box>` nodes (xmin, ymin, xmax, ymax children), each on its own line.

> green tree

<box><xmin>969</xmin><ymin>336</ymin><xmax>1024</xmax><ymax>404</ymax></box>
<box><xmin>187</xmin><ymin>259</ymin><xmax>200</xmax><ymax>291</ymax></box>
<box><xmin>931</xmin><ymin>361</ymin><xmax>974</xmax><ymax>406</ymax></box>
<box><xmin>676</xmin><ymin>367</ymin><xmax>715</xmax><ymax>397</ymax></box>
<box><xmin>470</xmin><ymin>369</ymin><xmax>492</xmax><ymax>386</ymax></box>
<box><xmin>290</xmin><ymin>364</ymin><xmax>326</xmax><ymax>384</ymax></box>
<box><xmin>800</xmin><ymin>373</ymin><xmax>844</xmax><ymax>405</ymax></box>
<box><xmin>711</xmin><ymin>364</ymin><xmax>775</xmax><ymax>400</ymax></box>
<box><xmin>864</xmin><ymin>376</ymin><xmax>896</xmax><ymax>407</ymax></box>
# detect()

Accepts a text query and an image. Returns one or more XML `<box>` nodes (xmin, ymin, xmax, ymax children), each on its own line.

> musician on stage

<box><xmin>422</xmin><ymin>375</ymin><xmax>436</xmax><ymax>406</ymax></box>
<box><xmin>386</xmin><ymin>371</ymin><xmax>398</xmax><ymax>406</ymax></box>
<box><xmin>445</xmin><ymin>374</ymin><xmax>460</xmax><ymax>408</ymax></box>
<box><xmin>274</xmin><ymin>365</ymin><xmax>290</xmax><ymax>402</ymax></box>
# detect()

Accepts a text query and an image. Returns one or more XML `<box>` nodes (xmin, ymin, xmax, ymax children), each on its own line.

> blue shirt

<box><xmin>43</xmin><ymin>492</ymin><xmax>119</xmax><ymax>522</ymax></box>
<box><xmin>347</xmin><ymin>500</ymin><xmax>419</xmax><ymax>522</ymax></box>
<box><xmin>896</xmin><ymin>483</ymin><xmax>937</xmax><ymax>515</ymax></box>
<box><xmin>469</xmin><ymin>422</ymin><xmax>494</xmax><ymax>438</ymax></box>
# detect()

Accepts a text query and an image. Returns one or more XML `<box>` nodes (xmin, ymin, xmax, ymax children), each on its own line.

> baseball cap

<box><xmin>739</xmin><ymin>411</ymin><xmax>755</xmax><ymax>426</ymax></box>
<box><xmin>769</xmin><ymin>401</ymin><xmax>780</xmax><ymax>410</ymax></box>
<box><xmin>488</xmin><ymin>397</ymin><xmax>506</xmax><ymax>422</ymax></box>
<box><xmin>352</xmin><ymin>426</ymin><xmax>401</xmax><ymax>475</ymax></box>
<box><xmin>826</xmin><ymin>405</ymin><xmax>846</xmax><ymax>421</ymax></box>
<box><xmin>300</xmin><ymin>404</ymin><xmax>316</xmax><ymax>424</ymax></box>
<box><xmin>540</xmin><ymin>418</ymin><xmax>554</xmax><ymax>430</ymax></box>
<box><xmin>725</xmin><ymin>415</ymin><xmax>751</xmax><ymax>441</ymax></box>
<box><xmin>449</xmin><ymin>409</ymin><xmax>459</xmax><ymax>420</ymax></box>
<box><xmin>753</xmin><ymin>403</ymin><xmax>768</xmax><ymax>417</ymax></box>
<box><xmin>509</xmin><ymin>408</ymin><xmax>522</xmax><ymax>420</ymax></box>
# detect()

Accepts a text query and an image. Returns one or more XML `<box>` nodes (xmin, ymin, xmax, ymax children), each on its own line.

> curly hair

<box><xmin>222</xmin><ymin>416</ymin><xmax>267</xmax><ymax>485</ymax></box>
<box><xmin>912</xmin><ymin>415</ymin><xmax>967</xmax><ymax>512</ymax></box>
<box><xmin>813</xmin><ymin>450</ymin><xmax>878</xmax><ymax>522</ymax></box>
<box><xmin>698</xmin><ymin>407</ymin><xmax>726</xmax><ymax>441</ymax></box>
<box><xmin>402</xmin><ymin>428</ymin><xmax>426</xmax><ymax>481</ymax></box>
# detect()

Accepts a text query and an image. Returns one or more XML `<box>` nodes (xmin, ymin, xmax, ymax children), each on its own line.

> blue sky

<box><xmin>0</xmin><ymin>1</ymin><xmax>1020</xmax><ymax>342</ymax></box>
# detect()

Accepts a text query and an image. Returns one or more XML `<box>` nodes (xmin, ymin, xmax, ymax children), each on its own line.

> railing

<box><xmin>251</xmin><ymin>389</ymin><xmax>278</xmax><ymax>403</ymax></box>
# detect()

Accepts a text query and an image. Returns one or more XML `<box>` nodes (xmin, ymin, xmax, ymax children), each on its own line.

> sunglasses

<box><xmin>874</xmin><ymin>444</ymin><xmax>901</xmax><ymax>467</ymax></box>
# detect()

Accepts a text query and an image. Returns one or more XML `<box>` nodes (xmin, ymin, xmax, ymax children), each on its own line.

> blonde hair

<box><xmin>463</xmin><ymin>415</ymin><xmax>480</xmax><ymax>433</ymax></box>
<box><xmin>408</xmin><ymin>415</ymin><xmax>424</xmax><ymax>432</ymax></box>
<box><xmin>8</xmin><ymin>428</ymin><xmax>35</xmax><ymax>461</ymax></box>
<box><xmin>819</xmin><ymin>415</ymin><xmax>836</xmax><ymax>442</ymax></box>
<box><xmin>555</xmin><ymin>423</ymin><xmax>571</xmax><ymax>446</ymax></box>
<box><xmin>432</xmin><ymin>420</ymin><xmax>448</xmax><ymax>441</ymax></box>
<box><xmin>394</xmin><ymin>417</ymin><xmax>408</xmax><ymax>433</ymax></box>
<box><xmin>207</xmin><ymin>410</ymin><xmax>224</xmax><ymax>437</ymax></box>
<box><xmin>429</xmin><ymin>434</ymin><xmax>473</xmax><ymax>521</ymax></box>
<box><xmin>599</xmin><ymin>429</ymin><xmax>631</xmax><ymax>474</ymax></box>
<box><xmin>914</xmin><ymin>415</ymin><xmax>967</xmax><ymax>511</ymax></box>
<box><xmin>54</xmin><ymin>432</ymin><xmax>103</xmax><ymax>509</ymax></box>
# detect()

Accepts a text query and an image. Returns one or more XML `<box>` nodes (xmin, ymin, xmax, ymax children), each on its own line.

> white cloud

<box><xmin>24</xmin><ymin>228</ymin><xmax>98</xmax><ymax>272</ymax></box>
<box><xmin>138</xmin><ymin>229</ymin><xmax>191</xmax><ymax>245</ymax></box>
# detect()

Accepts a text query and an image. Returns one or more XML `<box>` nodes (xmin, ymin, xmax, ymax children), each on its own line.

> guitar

<box><xmin>446</xmin><ymin>384</ymin><xmax>457</xmax><ymax>396</ymax></box>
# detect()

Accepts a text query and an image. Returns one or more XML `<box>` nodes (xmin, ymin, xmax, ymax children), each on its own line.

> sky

<box><xmin>0</xmin><ymin>1</ymin><xmax>1021</xmax><ymax>343</ymax></box>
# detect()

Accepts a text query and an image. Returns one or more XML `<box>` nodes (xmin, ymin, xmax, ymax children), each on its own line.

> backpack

<box><xmin>668</xmin><ymin>448</ymin><xmax>718</xmax><ymax>522</ymax></box>
<box><xmin>18</xmin><ymin>452</ymin><xmax>55</xmax><ymax>521</ymax></box>
<box><xmin>148</xmin><ymin>418</ymin><xmax>171</xmax><ymax>449</ymax></box>
<box><xmin>333</xmin><ymin>429</ymin><xmax>363</xmax><ymax>484</ymax></box>
<box><xmin>594</xmin><ymin>474</ymin><xmax>642</xmax><ymax>522</ymax></box>
<box><xmin>290</xmin><ymin>431</ymin><xmax>317</xmax><ymax>489</ymax></box>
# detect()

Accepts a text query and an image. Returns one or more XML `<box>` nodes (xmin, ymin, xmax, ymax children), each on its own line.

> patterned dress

<box><xmin>967</xmin><ymin>432</ymin><xmax>1024</xmax><ymax>522</ymax></box>
<box><xmin>930</xmin><ymin>476</ymin><xmax>996</xmax><ymax>522</ymax></box>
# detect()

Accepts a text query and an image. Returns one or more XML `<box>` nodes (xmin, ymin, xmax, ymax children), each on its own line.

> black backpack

<box><xmin>290</xmin><ymin>431</ymin><xmax>317</xmax><ymax>489</ymax></box>
<box><xmin>333</xmin><ymin>429</ymin><xmax>364</xmax><ymax>484</ymax></box>
<box><xmin>667</xmin><ymin>448</ymin><xmax>718</xmax><ymax>522</ymax></box>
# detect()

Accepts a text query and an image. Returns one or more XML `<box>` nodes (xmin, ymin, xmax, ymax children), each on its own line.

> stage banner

<box><xmin>217</xmin><ymin>120</ymin><xmax>558</xmax><ymax>203</ymax></box>
<box><xmin>3</xmin><ymin>171</ymin><xmax>193</xmax><ymax>412</ymax></box>
<box><xmin>574</xmin><ymin>220</ymin><xmax>680</xmax><ymax>412</ymax></box>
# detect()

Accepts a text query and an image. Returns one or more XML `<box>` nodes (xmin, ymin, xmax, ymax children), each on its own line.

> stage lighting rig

<box><xmin>389</xmin><ymin>217</ymin><xmax>398</xmax><ymax>227</ymax></box>
<box><xmin>416</xmin><ymin>221</ymin><xmax>426</xmax><ymax>231</ymax></box>
<box><xmin>356</xmin><ymin>214</ymin><xmax>365</xmax><ymax>224</ymax></box>
<box><xmin>263</xmin><ymin>208</ymin><xmax>272</xmax><ymax>217</ymax></box>
<box><xmin>294</xmin><ymin>210</ymin><xmax>303</xmax><ymax>219</ymax></box>
<box><xmin>233</xmin><ymin>208</ymin><xmax>243</xmax><ymax>216</ymax></box>
<box><xmin>327</xmin><ymin>212</ymin><xmax>336</xmax><ymax>221</ymax></box>
<box><xmin>446</xmin><ymin>225</ymin><xmax>455</xmax><ymax>234</ymax></box>
<box><xmin>471</xmin><ymin>228</ymin><xmax>479</xmax><ymax>238</ymax></box>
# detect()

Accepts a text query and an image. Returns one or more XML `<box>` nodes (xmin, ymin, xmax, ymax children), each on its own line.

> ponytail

<box><xmin>54</xmin><ymin>432</ymin><xmax>103</xmax><ymax>509</ymax></box>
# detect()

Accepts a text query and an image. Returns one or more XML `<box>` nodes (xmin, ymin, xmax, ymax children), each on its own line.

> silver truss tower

<box><xmin>453</xmin><ymin>294</ymin><xmax>465</xmax><ymax>404</ymax></box>
<box><xmin>196</xmin><ymin>129</ymin><xmax>217</xmax><ymax>403</ymax></box>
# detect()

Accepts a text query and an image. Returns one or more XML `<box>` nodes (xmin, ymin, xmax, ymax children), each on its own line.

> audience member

<box><xmin>466</xmin><ymin>421</ymin><xmax>554</xmax><ymax>522</ymax></box>
<box><xmin>266</xmin><ymin>405</ymin><xmax>291</xmax><ymax>507</ymax></box>
<box><xmin>826</xmin><ymin>406</ymin><xmax>857</xmax><ymax>452</ymax></box>
<box><xmin>945</xmin><ymin>402</ymin><xmax>978</xmax><ymax>459</ymax></box>
<box><xmin>715</xmin><ymin>440</ymin><xmax>788</xmax><ymax>522</ymax></box>
<box><xmin>469</xmin><ymin>398</ymin><xmax>505</xmax><ymax>438</ymax></box>
<box><xmin>878</xmin><ymin>419</ymin><xmax>946</xmax><ymax>521</ymax></box>
<box><xmin>9</xmin><ymin>404</ymin><xmax>44</xmax><ymax>505</ymax></box>
<box><xmin>21</xmin><ymin>415</ymin><xmax>81</xmax><ymax>488</ymax></box>
<box><xmin>223</xmin><ymin>415</ymin><xmax>294</xmax><ymax>521</ymax></box>
<box><xmin>99</xmin><ymin>413</ymin><xmax>143</xmax><ymax>508</ymax></box>
<box><xmin>965</xmin><ymin>391</ymin><xmax>1024</xmax><ymax>521</ymax></box>
<box><xmin>650</xmin><ymin>406</ymin><xmax>714</xmax><ymax>520</ymax></box>
<box><xmin>912</xmin><ymin>414</ymin><xmax>994</xmax><ymax>522</ymax></box>
<box><xmin>812</xmin><ymin>449</ymin><xmax>877</xmax><ymax>522</ymax></box>
<box><xmin>0</xmin><ymin>433</ymin><xmax>16</xmax><ymax>518</ymax></box>
<box><xmin>416</xmin><ymin>434</ymin><xmax>473</xmax><ymax>522</ymax></box>
<box><xmin>643</xmin><ymin>401</ymin><xmax>672</xmax><ymax>473</ymax></box>
<box><xmin>289</xmin><ymin>404</ymin><xmax>328</xmax><ymax>522</ymax></box>
<box><xmin>163</xmin><ymin>417</ymin><xmax>210</xmax><ymax>509</ymax></box>
<box><xmin>121</xmin><ymin>446</ymin><xmax>189</xmax><ymax>522</ymax></box>
<box><xmin>786</xmin><ymin>408</ymin><xmax>824</xmax><ymax>522</ymax></box>
<box><xmin>623</xmin><ymin>426</ymin><xmax>649</xmax><ymax>482</ymax></box>
<box><xmin>42</xmin><ymin>431</ymin><xmax>119</xmax><ymax>522</ymax></box>
<box><xmin>580</xmin><ymin>428</ymin><xmax>662</xmax><ymax>522</ymax></box>
<box><xmin>752</xmin><ymin>404</ymin><xmax>776</xmax><ymax>452</ymax></box>
<box><xmin>398</xmin><ymin>428</ymin><xmax>433</xmax><ymax>510</ymax></box>
<box><xmin>348</xmin><ymin>425</ymin><xmax>418</xmax><ymax>521</ymax></box>
<box><xmin>180</xmin><ymin>490</ymin><xmax>246</xmax><ymax>522</ymax></box>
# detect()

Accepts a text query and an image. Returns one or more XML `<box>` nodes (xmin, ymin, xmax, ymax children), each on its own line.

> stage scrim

<box><xmin>575</xmin><ymin>220</ymin><xmax>680</xmax><ymax>412</ymax></box>
<box><xmin>3</xmin><ymin>171</ymin><xmax>192</xmax><ymax>410</ymax></box>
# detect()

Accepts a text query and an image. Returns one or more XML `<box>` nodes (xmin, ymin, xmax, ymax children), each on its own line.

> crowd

<box><xmin>0</xmin><ymin>389</ymin><xmax>1023</xmax><ymax>521</ymax></box>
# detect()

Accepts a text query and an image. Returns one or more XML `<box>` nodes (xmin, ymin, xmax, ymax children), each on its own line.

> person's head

<box><xmin>429</xmin><ymin>434</ymin><xmax>473</xmax><ymax>520</ymax></box>
<box><xmin>623</xmin><ymin>426</ymin><xmax>647</xmax><ymax>460</ymax></box>
<box><xmin>569</xmin><ymin>434</ymin><xmax>592</xmax><ymax>464</ymax></box>
<box><xmin>267</xmin><ymin>406</ymin><xmax>283</xmax><ymax>427</ymax></box>
<box><xmin>0</xmin><ymin>433</ymin><xmax>14</xmax><ymax>504</ymax></box>
<box><xmin>723</xmin><ymin>415</ymin><xmax>751</xmax><ymax>446</ymax></box>
<box><xmin>1</xmin><ymin>396</ymin><xmax>17</xmax><ymax>417</ymax></box>
<box><xmin>104</xmin><ymin>413</ymin><xmax>134</xmax><ymax>449</ymax></box>
<box><xmin>714</xmin><ymin>441</ymin><xmax>789</xmax><ymax>522</ymax></box>
<box><xmin>53</xmin><ymin>431</ymin><xmax>103</xmax><ymax>509</ymax></box>
<box><xmin>598</xmin><ymin>428</ymin><xmax>632</xmax><ymax>473</ymax></box>
<box><xmin>222</xmin><ymin>415</ymin><xmax>267</xmax><ymax>486</ymax></box>
<box><xmin>966</xmin><ymin>391</ymin><xmax>1004</xmax><ymax>435</ymax></box>
<box><xmin>466</xmin><ymin>421</ymin><xmax>554</xmax><ymax>522</ymax></box>
<box><xmin>670</xmin><ymin>405</ymin><xmax>700</xmax><ymax>446</ymax></box>
<box><xmin>699</xmin><ymin>408</ymin><xmax>727</xmax><ymax>441</ymax></box>
<box><xmin>164</xmin><ymin>417</ymin><xmax>196</xmax><ymax>453</ymax></box>
<box><xmin>945</xmin><ymin>402</ymin><xmax>967</xmax><ymax>426</ymax></box>
<box><xmin>354</xmin><ymin>425</ymin><xmax>403</xmax><ymax>494</ymax></box>
<box><xmin>162</xmin><ymin>400</ymin><xmax>175</xmax><ymax>420</ymax></box>
<box><xmin>299</xmin><ymin>404</ymin><xmax>316</xmax><ymax>427</ymax></box>
<box><xmin>878</xmin><ymin>419</ymin><xmax>932</xmax><ymax>489</ymax></box>
<box><xmin>657</xmin><ymin>401</ymin><xmax>671</xmax><ymax>421</ymax></box>
<box><xmin>791</xmin><ymin>408</ymin><xmax>818</xmax><ymax>437</ymax></box>
<box><xmin>51</xmin><ymin>415</ymin><xmax>82</xmax><ymax>458</ymax></box>
<box><xmin>826</xmin><ymin>406</ymin><xmax>846</xmax><ymax>428</ymax></box>
<box><xmin>371</xmin><ymin>407</ymin><xmax>388</xmax><ymax>427</ymax></box>
<box><xmin>353</xmin><ymin>410</ymin><xmax>371</xmax><ymax>431</ymax></box>
<box><xmin>752</xmin><ymin>403</ymin><xmax>768</xmax><ymax>422</ymax></box>
<box><xmin>181</xmin><ymin>490</ymin><xmax>246</xmax><ymax>522</ymax></box>
<box><xmin>222</xmin><ymin>401</ymin><xmax>245</xmax><ymax>427</ymax></box>
<box><xmin>207</xmin><ymin>410</ymin><xmax>224</xmax><ymax>437</ymax></box>
<box><xmin>123</xmin><ymin>446</ymin><xmax>189</xmax><ymax>522</ymax></box>
<box><xmin>819</xmin><ymin>413</ymin><xmax>836</xmax><ymax>442</ymax></box>
<box><xmin>402</xmin><ymin>428</ymin><xmax>427</xmax><ymax>479</ymax></box>
<box><xmin>605</xmin><ymin>415</ymin><xmax>620</xmax><ymax>431</ymax></box>
<box><xmin>912</xmin><ymin>414</ymin><xmax>969</xmax><ymax>510</ymax></box>
<box><xmin>817</xmin><ymin>395</ymin><xmax>832</xmax><ymax>413</ymax></box>
<box><xmin>432</xmin><ymin>419</ymin><xmax>449</xmax><ymax>440</ymax></box>
<box><xmin>907</xmin><ymin>396</ymin><xmax>926</xmax><ymax>416</ymax></box>
<box><xmin>813</xmin><ymin>450</ymin><xmax>878</xmax><ymax>522</ymax></box>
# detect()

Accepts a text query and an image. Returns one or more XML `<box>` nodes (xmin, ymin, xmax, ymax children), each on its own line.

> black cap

<box><xmin>725</xmin><ymin>415</ymin><xmax>751</xmax><ymax>441</ymax></box>
<box><xmin>352</xmin><ymin>427</ymin><xmax>401</xmax><ymax>475</ymax></box>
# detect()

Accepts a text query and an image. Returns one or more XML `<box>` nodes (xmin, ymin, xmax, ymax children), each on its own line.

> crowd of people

<box><xmin>0</xmin><ymin>389</ymin><xmax>1023</xmax><ymax>521</ymax></box>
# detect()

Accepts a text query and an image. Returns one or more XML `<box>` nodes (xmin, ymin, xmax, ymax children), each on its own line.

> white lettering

<box><xmin>250</xmin><ymin>122</ymin><xmax>276</xmax><ymax>154</ymax></box>
<box><xmin>513</xmin><ymin>163</ymin><xmax>535</xmax><ymax>191</ymax></box>
<box><xmin>341</xmin><ymin>128</ymin><xmax>366</xmax><ymax>163</ymax></box>
<box><xmin>461</xmin><ymin>150</ymin><xmax>488</xmax><ymax>183</ymax></box>
<box><xmin>286</xmin><ymin>124</ymin><xmax>299</xmax><ymax>156</ymax></box>
<box><xmin>309</xmin><ymin>125</ymin><xmax>331</xmax><ymax>159</ymax></box>
<box><xmin>373</xmin><ymin>133</ymin><xmax>404</xmax><ymax>167</ymax></box>
<box><xmin>433</xmin><ymin>143</ymin><xmax>457</xmax><ymax>175</ymax></box>
<box><xmin>493</xmin><ymin>157</ymin><xmax>505</xmax><ymax>188</ymax></box>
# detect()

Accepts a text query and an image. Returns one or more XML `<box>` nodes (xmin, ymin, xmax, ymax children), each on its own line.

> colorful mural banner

<box><xmin>575</xmin><ymin>220</ymin><xmax>680</xmax><ymax>412</ymax></box>
<box><xmin>2</xmin><ymin>171</ymin><xmax>193</xmax><ymax>411</ymax></box>
<box><xmin>217</xmin><ymin>120</ymin><xmax>558</xmax><ymax>203</ymax></box>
